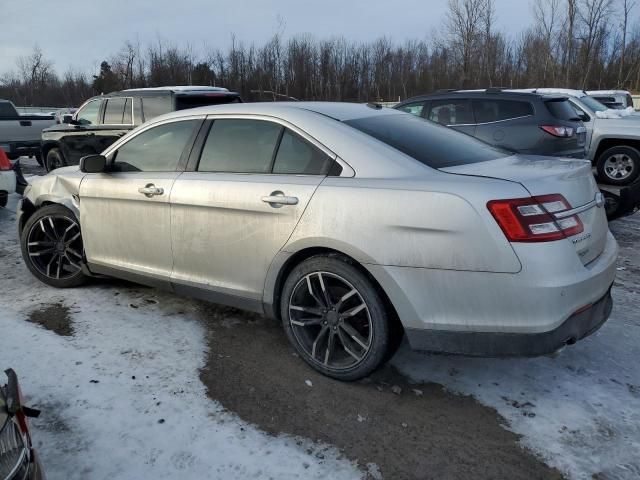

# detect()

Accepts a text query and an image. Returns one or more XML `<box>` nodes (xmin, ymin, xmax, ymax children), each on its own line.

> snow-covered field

<box><xmin>0</xmin><ymin>194</ymin><xmax>362</xmax><ymax>480</ymax></box>
<box><xmin>1</xmin><ymin>185</ymin><xmax>639</xmax><ymax>479</ymax></box>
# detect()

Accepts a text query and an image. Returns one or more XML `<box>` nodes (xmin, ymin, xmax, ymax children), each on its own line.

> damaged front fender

<box><xmin>19</xmin><ymin>166</ymin><xmax>85</xmax><ymax>226</ymax></box>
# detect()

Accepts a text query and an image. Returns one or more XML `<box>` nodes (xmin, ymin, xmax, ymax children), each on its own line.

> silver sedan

<box><xmin>17</xmin><ymin>102</ymin><xmax>617</xmax><ymax>380</ymax></box>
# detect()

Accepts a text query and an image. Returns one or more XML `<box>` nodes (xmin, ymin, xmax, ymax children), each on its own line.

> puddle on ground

<box><xmin>27</xmin><ymin>302</ymin><xmax>74</xmax><ymax>337</ymax></box>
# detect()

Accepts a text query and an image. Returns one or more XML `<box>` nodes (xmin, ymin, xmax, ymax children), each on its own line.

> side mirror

<box><xmin>62</xmin><ymin>114</ymin><xmax>74</xmax><ymax>124</ymax></box>
<box><xmin>79</xmin><ymin>154</ymin><xmax>107</xmax><ymax>173</ymax></box>
<box><xmin>580</xmin><ymin>113</ymin><xmax>591</xmax><ymax>122</ymax></box>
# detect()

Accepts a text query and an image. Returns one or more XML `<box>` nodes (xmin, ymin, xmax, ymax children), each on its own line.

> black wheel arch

<box><xmin>266</xmin><ymin>247</ymin><xmax>404</xmax><ymax>338</ymax></box>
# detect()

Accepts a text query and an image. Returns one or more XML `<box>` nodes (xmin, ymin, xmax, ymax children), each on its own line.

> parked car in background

<box><xmin>586</xmin><ymin>90</ymin><xmax>635</xmax><ymax>110</ymax></box>
<box><xmin>41</xmin><ymin>86</ymin><xmax>242</xmax><ymax>172</ymax></box>
<box><xmin>0</xmin><ymin>100</ymin><xmax>56</xmax><ymax>162</ymax></box>
<box><xmin>54</xmin><ymin>108</ymin><xmax>77</xmax><ymax>124</ymax></box>
<box><xmin>515</xmin><ymin>89</ymin><xmax>640</xmax><ymax>186</ymax></box>
<box><xmin>1</xmin><ymin>369</ymin><xmax>44</xmax><ymax>480</ymax></box>
<box><xmin>18</xmin><ymin>102</ymin><xmax>616</xmax><ymax>380</ymax></box>
<box><xmin>394</xmin><ymin>89</ymin><xmax>587</xmax><ymax>159</ymax></box>
<box><xmin>0</xmin><ymin>148</ymin><xmax>16</xmax><ymax>208</ymax></box>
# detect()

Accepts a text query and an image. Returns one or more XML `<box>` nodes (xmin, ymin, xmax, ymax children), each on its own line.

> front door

<box><xmin>170</xmin><ymin>118</ymin><xmax>335</xmax><ymax>308</ymax></box>
<box><xmin>79</xmin><ymin>118</ymin><xmax>202</xmax><ymax>283</ymax></box>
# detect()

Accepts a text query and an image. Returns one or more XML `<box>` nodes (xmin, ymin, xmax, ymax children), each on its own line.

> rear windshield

<box><xmin>545</xmin><ymin>99</ymin><xmax>581</xmax><ymax>120</ymax></box>
<box><xmin>176</xmin><ymin>95</ymin><xmax>242</xmax><ymax>110</ymax></box>
<box><xmin>344</xmin><ymin>113</ymin><xmax>509</xmax><ymax>169</ymax></box>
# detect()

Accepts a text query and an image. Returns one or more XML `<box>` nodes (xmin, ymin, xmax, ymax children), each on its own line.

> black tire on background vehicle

<box><xmin>280</xmin><ymin>254</ymin><xmax>391</xmax><ymax>381</ymax></box>
<box><xmin>45</xmin><ymin>148</ymin><xmax>65</xmax><ymax>172</ymax></box>
<box><xmin>20</xmin><ymin>204</ymin><xmax>87</xmax><ymax>288</ymax></box>
<box><xmin>596</xmin><ymin>146</ymin><xmax>640</xmax><ymax>186</ymax></box>
<box><xmin>35</xmin><ymin>152</ymin><xmax>44</xmax><ymax>167</ymax></box>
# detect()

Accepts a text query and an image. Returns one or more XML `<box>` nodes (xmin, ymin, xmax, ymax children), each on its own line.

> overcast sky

<box><xmin>1</xmin><ymin>0</ymin><xmax>532</xmax><ymax>76</ymax></box>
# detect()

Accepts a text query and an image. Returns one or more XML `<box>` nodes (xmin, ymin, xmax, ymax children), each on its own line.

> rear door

<box><xmin>472</xmin><ymin>99</ymin><xmax>535</xmax><ymax>152</ymax></box>
<box><xmin>80</xmin><ymin>117</ymin><xmax>202</xmax><ymax>282</ymax></box>
<box><xmin>170</xmin><ymin>117</ymin><xmax>335</xmax><ymax>306</ymax></box>
<box><xmin>426</xmin><ymin>99</ymin><xmax>476</xmax><ymax>135</ymax></box>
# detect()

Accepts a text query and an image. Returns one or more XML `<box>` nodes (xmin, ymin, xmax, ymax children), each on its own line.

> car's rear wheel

<box><xmin>20</xmin><ymin>204</ymin><xmax>87</xmax><ymax>288</ymax></box>
<box><xmin>45</xmin><ymin>148</ymin><xmax>65</xmax><ymax>172</ymax></box>
<box><xmin>596</xmin><ymin>146</ymin><xmax>640</xmax><ymax>186</ymax></box>
<box><xmin>280</xmin><ymin>255</ymin><xmax>390</xmax><ymax>381</ymax></box>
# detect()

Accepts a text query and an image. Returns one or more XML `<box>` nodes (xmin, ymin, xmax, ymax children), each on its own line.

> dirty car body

<box><xmin>17</xmin><ymin>102</ymin><xmax>617</xmax><ymax>379</ymax></box>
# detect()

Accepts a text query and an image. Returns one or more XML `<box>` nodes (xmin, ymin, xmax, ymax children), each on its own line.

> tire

<box><xmin>45</xmin><ymin>148</ymin><xmax>65</xmax><ymax>173</ymax></box>
<box><xmin>280</xmin><ymin>254</ymin><xmax>390</xmax><ymax>381</ymax></box>
<box><xmin>596</xmin><ymin>146</ymin><xmax>640</xmax><ymax>186</ymax></box>
<box><xmin>35</xmin><ymin>153</ymin><xmax>44</xmax><ymax>167</ymax></box>
<box><xmin>20</xmin><ymin>204</ymin><xmax>87</xmax><ymax>288</ymax></box>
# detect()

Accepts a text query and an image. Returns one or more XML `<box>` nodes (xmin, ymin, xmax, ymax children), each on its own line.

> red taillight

<box><xmin>540</xmin><ymin>125</ymin><xmax>574</xmax><ymax>137</ymax></box>
<box><xmin>487</xmin><ymin>194</ymin><xmax>584</xmax><ymax>242</ymax></box>
<box><xmin>0</xmin><ymin>148</ymin><xmax>12</xmax><ymax>171</ymax></box>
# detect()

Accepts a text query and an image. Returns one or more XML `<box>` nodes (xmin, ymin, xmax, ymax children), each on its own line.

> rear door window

<box><xmin>197</xmin><ymin>119</ymin><xmax>282</xmax><ymax>173</ymax></box>
<box><xmin>103</xmin><ymin>98</ymin><xmax>129</xmax><ymax>125</ymax></box>
<box><xmin>272</xmin><ymin>129</ymin><xmax>332</xmax><ymax>175</ymax></box>
<box><xmin>545</xmin><ymin>99</ymin><xmax>581</xmax><ymax>121</ymax></box>
<box><xmin>427</xmin><ymin>100</ymin><xmax>474</xmax><ymax>126</ymax></box>
<box><xmin>0</xmin><ymin>102</ymin><xmax>17</xmax><ymax>117</ymax></box>
<box><xmin>345</xmin><ymin>113</ymin><xmax>509</xmax><ymax>169</ymax></box>
<box><xmin>472</xmin><ymin>100</ymin><xmax>534</xmax><ymax>123</ymax></box>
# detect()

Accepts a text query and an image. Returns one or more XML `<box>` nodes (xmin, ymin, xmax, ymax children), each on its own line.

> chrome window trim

<box><xmin>101</xmin><ymin>114</ymin><xmax>208</xmax><ymax>158</ymax></box>
<box><xmin>446</xmin><ymin>114</ymin><xmax>533</xmax><ymax>128</ymax></box>
<box><xmin>74</xmin><ymin>98</ymin><xmax>102</xmax><ymax>125</ymax></box>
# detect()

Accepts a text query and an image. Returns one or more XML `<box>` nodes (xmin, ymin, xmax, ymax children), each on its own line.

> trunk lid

<box><xmin>442</xmin><ymin>154</ymin><xmax>608</xmax><ymax>265</ymax></box>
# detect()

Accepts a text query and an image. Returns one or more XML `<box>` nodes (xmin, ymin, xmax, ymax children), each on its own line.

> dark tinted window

<box><xmin>428</xmin><ymin>99</ymin><xmax>474</xmax><ymax>125</ymax></box>
<box><xmin>198</xmin><ymin>119</ymin><xmax>282</xmax><ymax>173</ymax></box>
<box><xmin>176</xmin><ymin>95</ymin><xmax>242</xmax><ymax>110</ymax></box>
<box><xmin>0</xmin><ymin>102</ymin><xmax>17</xmax><ymax>117</ymax></box>
<box><xmin>396</xmin><ymin>101</ymin><xmax>425</xmax><ymax>117</ymax></box>
<box><xmin>545</xmin><ymin>99</ymin><xmax>581</xmax><ymax>120</ymax></box>
<box><xmin>76</xmin><ymin>100</ymin><xmax>101</xmax><ymax>125</ymax></box>
<box><xmin>473</xmin><ymin>99</ymin><xmax>533</xmax><ymax>123</ymax></box>
<box><xmin>112</xmin><ymin>120</ymin><xmax>198</xmax><ymax>172</ymax></box>
<box><xmin>273</xmin><ymin>129</ymin><xmax>331</xmax><ymax>175</ymax></box>
<box><xmin>345</xmin><ymin>114</ymin><xmax>509</xmax><ymax>169</ymax></box>
<box><xmin>142</xmin><ymin>96</ymin><xmax>172</xmax><ymax>122</ymax></box>
<box><xmin>103</xmin><ymin>98</ymin><xmax>128</xmax><ymax>124</ymax></box>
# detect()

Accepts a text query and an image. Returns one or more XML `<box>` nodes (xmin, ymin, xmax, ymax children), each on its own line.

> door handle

<box><xmin>19</xmin><ymin>120</ymin><xmax>32</xmax><ymax>127</ymax></box>
<box><xmin>261</xmin><ymin>191</ymin><xmax>299</xmax><ymax>207</ymax></box>
<box><xmin>138</xmin><ymin>184</ymin><xmax>164</xmax><ymax>197</ymax></box>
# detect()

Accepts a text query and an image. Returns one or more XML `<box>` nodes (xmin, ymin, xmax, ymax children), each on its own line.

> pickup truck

<box><xmin>41</xmin><ymin>86</ymin><xmax>242</xmax><ymax>171</ymax></box>
<box><xmin>0</xmin><ymin>100</ymin><xmax>56</xmax><ymax>161</ymax></box>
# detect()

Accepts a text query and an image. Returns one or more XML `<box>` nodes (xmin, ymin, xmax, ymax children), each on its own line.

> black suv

<box><xmin>394</xmin><ymin>89</ymin><xmax>587</xmax><ymax>158</ymax></box>
<box><xmin>41</xmin><ymin>86</ymin><xmax>242</xmax><ymax>171</ymax></box>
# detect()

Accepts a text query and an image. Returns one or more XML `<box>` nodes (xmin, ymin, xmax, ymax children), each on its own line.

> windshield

<box><xmin>580</xmin><ymin>96</ymin><xmax>608</xmax><ymax>112</ymax></box>
<box><xmin>344</xmin><ymin>113</ymin><xmax>509</xmax><ymax>169</ymax></box>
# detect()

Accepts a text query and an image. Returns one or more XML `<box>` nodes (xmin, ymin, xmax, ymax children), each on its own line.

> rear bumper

<box><xmin>404</xmin><ymin>287</ymin><xmax>613</xmax><ymax>356</ymax></box>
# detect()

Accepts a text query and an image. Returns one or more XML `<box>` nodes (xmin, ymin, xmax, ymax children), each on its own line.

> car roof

<box><xmin>103</xmin><ymin>86</ymin><xmax>239</xmax><ymax>98</ymax></box>
<box><xmin>123</xmin><ymin>86</ymin><xmax>229</xmax><ymax>93</ymax></box>
<box><xmin>398</xmin><ymin>89</ymin><xmax>567</xmax><ymax>104</ymax></box>
<box><xmin>586</xmin><ymin>90</ymin><xmax>631</xmax><ymax>96</ymax></box>
<box><xmin>509</xmin><ymin>88</ymin><xmax>586</xmax><ymax>98</ymax></box>
<box><xmin>154</xmin><ymin>101</ymin><xmax>403</xmax><ymax>122</ymax></box>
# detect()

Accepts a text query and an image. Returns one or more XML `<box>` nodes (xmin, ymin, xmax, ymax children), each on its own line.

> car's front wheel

<box><xmin>280</xmin><ymin>254</ymin><xmax>391</xmax><ymax>381</ymax></box>
<box><xmin>45</xmin><ymin>148</ymin><xmax>65</xmax><ymax>172</ymax></box>
<box><xmin>596</xmin><ymin>146</ymin><xmax>640</xmax><ymax>186</ymax></box>
<box><xmin>20</xmin><ymin>204</ymin><xmax>87</xmax><ymax>288</ymax></box>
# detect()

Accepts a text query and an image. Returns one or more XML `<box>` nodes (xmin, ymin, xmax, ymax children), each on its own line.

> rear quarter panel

<box><xmin>285</xmin><ymin>174</ymin><xmax>526</xmax><ymax>273</ymax></box>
